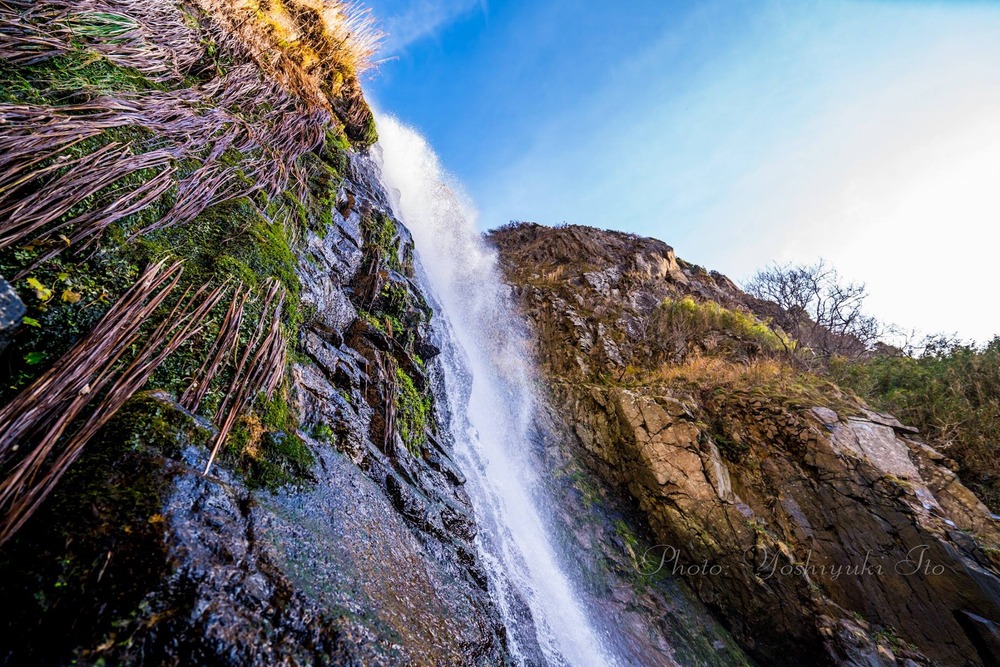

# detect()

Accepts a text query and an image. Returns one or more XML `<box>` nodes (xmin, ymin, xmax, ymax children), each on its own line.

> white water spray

<box><xmin>375</xmin><ymin>114</ymin><xmax>618</xmax><ymax>667</ymax></box>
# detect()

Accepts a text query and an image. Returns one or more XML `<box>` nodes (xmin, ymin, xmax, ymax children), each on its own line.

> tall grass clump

<box><xmin>647</xmin><ymin>296</ymin><xmax>793</xmax><ymax>363</ymax></box>
<box><xmin>196</xmin><ymin>0</ymin><xmax>383</xmax><ymax>138</ymax></box>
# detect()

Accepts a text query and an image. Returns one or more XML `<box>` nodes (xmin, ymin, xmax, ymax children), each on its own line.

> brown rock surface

<box><xmin>491</xmin><ymin>222</ymin><xmax>1000</xmax><ymax>667</ymax></box>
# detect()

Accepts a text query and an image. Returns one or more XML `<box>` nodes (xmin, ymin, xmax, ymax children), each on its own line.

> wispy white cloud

<box><xmin>377</xmin><ymin>0</ymin><xmax>483</xmax><ymax>55</ymax></box>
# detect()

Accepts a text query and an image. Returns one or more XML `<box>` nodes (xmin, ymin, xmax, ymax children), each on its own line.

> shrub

<box><xmin>831</xmin><ymin>336</ymin><xmax>1000</xmax><ymax>510</ymax></box>
<box><xmin>745</xmin><ymin>260</ymin><xmax>882</xmax><ymax>361</ymax></box>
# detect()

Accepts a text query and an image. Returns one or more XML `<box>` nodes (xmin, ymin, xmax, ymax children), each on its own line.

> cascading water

<box><xmin>374</xmin><ymin>114</ymin><xmax>620</xmax><ymax>667</ymax></box>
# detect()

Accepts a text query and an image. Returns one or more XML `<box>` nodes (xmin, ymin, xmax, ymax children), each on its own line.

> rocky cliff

<box><xmin>0</xmin><ymin>119</ymin><xmax>510</xmax><ymax>666</ymax></box>
<box><xmin>4</xmin><ymin>2</ymin><xmax>997</xmax><ymax>665</ymax></box>
<box><xmin>0</xmin><ymin>4</ymin><xmax>757</xmax><ymax>665</ymax></box>
<box><xmin>0</xmin><ymin>2</ymin><xmax>514</xmax><ymax>664</ymax></box>
<box><xmin>490</xmin><ymin>222</ymin><xmax>1000</xmax><ymax>667</ymax></box>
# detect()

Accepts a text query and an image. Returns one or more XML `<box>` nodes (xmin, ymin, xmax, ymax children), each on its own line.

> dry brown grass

<box><xmin>637</xmin><ymin>354</ymin><xmax>849</xmax><ymax>409</ymax></box>
<box><xmin>180</xmin><ymin>285</ymin><xmax>249</xmax><ymax>413</ymax></box>
<box><xmin>0</xmin><ymin>0</ymin><xmax>203</xmax><ymax>79</ymax></box>
<box><xmin>648</xmin><ymin>355</ymin><xmax>791</xmax><ymax>389</ymax></box>
<box><xmin>204</xmin><ymin>278</ymin><xmax>287</xmax><ymax>475</ymax></box>
<box><xmin>0</xmin><ymin>262</ymin><xmax>239</xmax><ymax>545</ymax></box>
<box><xmin>0</xmin><ymin>0</ymin><xmax>370</xmax><ymax>540</ymax></box>
<box><xmin>0</xmin><ymin>0</ymin><xmax>384</xmax><ymax>267</ymax></box>
<box><xmin>529</xmin><ymin>264</ymin><xmax>568</xmax><ymax>286</ymax></box>
<box><xmin>0</xmin><ymin>0</ymin><xmax>345</xmax><ymax>267</ymax></box>
<box><xmin>196</xmin><ymin>0</ymin><xmax>383</xmax><ymax>111</ymax></box>
<box><xmin>0</xmin><ymin>264</ymin><xmax>291</xmax><ymax>542</ymax></box>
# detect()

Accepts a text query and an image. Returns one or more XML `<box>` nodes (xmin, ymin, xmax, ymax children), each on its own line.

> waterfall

<box><xmin>374</xmin><ymin>114</ymin><xmax>619</xmax><ymax>667</ymax></box>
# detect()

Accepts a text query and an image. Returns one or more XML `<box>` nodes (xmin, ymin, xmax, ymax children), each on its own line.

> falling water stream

<box><xmin>375</xmin><ymin>115</ymin><xmax>619</xmax><ymax>667</ymax></box>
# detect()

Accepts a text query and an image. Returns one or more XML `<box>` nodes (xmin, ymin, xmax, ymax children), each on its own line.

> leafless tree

<box><xmin>745</xmin><ymin>260</ymin><xmax>883</xmax><ymax>360</ymax></box>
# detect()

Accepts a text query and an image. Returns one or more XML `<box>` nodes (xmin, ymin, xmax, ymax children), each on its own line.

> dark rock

<box><xmin>0</xmin><ymin>276</ymin><xmax>25</xmax><ymax>354</ymax></box>
<box><xmin>955</xmin><ymin>611</ymin><xmax>1000</xmax><ymax>667</ymax></box>
<box><xmin>0</xmin><ymin>137</ymin><xmax>519</xmax><ymax>666</ymax></box>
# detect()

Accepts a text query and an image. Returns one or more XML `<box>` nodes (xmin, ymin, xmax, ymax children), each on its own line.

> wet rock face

<box><xmin>0</xmin><ymin>277</ymin><xmax>25</xmax><ymax>354</ymax></box>
<box><xmin>0</xmin><ymin>394</ymin><xmax>499</xmax><ymax>666</ymax></box>
<box><xmin>492</xmin><ymin>223</ymin><xmax>1000</xmax><ymax>667</ymax></box>
<box><xmin>0</xmin><ymin>153</ymin><xmax>513</xmax><ymax>666</ymax></box>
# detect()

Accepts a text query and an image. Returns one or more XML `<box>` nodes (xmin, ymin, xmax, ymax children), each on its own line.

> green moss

<box><xmin>222</xmin><ymin>392</ymin><xmax>315</xmax><ymax>492</ymax></box>
<box><xmin>0</xmin><ymin>246</ymin><xmax>141</xmax><ymax>401</ymax></box>
<box><xmin>134</xmin><ymin>196</ymin><xmax>301</xmax><ymax>293</ymax></box>
<box><xmin>122</xmin><ymin>195</ymin><xmax>304</xmax><ymax>402</ymax></box>
<box><xmin>360</xmin><ymin>211</ymin><xmax>403</xmax><ymax>273</ymax></box>
<box><xmin>559</xmin><ymin>468</ymin><xmax>601</xmax><ymax>508</ymax></box>
<box><xmin>355</xmin><ymin>112</ymin><xmax>379</xmax><ymax>148</ymax></box>
<box><xmin>102</xmin><ymin>393</ymin><xmax>214</xmax><ymax>457</ymax></box>
<box><xmin>614</xmin><ymin>518</ymin><xmax>639</xmax><ymax>551</ymax></box>
<box><xmin>0</xmin><ymin>51</ymin><xmax>160</xmax><ymax>105</ymax></box>
<box><xmin>311</xmin><ymin>421</ymin><xmax>335</xmax><ymax>443</ymax></box>
<box><xmin>318</xmin><ymin>127</ymin><xmax>351</xmax><ymax>174</ymax></box>
<box><xmin>298</xmin><ymin>151</ymin><xmax>343</xmax><ymax>237</ymax></box>
<box><xmin>395</xmin><ymin>368</ymin><xmax>432</xmax><ymax>457</ymax></box>
<box><xmin>380</xmin><ymin>282</ymin><xmax>409</xmax><ymax>319</ymax></box>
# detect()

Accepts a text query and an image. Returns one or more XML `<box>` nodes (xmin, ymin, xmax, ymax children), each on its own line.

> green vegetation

<box><xmin>614</xmin><ymin>518</ymin><xmax>641</xmax><ymax>570</ymax></box>
<box><xmin>0</xmin><ymin>2</ymin><xmax>361</xmax><ymax>492</ymax></box>
<box><xmin>556</xmin><ymin>468</ymin><xmax>601</xmax><ymax>508</ymax></box>
<box><xmin>298</xmin><ymin>151</ymin><xmax>343</xmax><ymax>236</ymax></box>
<box><xmin>360</xmin><ymin>211</ymin><xmax>404</xmax><ymax>272</ymax></box>
<box><xmin>395</xmin><ymin>368</ymin><xmax>432</xmax><ymax>457</ymax></box>
<box><xmin>651</xmin><ymin>296</ymin><xmax>792</xmax><ymax>360</ymax></box>
<box><xmin>0</xmin><ymin>53</ymin><xmax>162</xmax><ymax>105</ymax></box>
<box><xmin>105</xmin><ymin>392</ymin><xmax>214</xmax><ymax>456</ymax></box>
<box><xmin>222</xmin><ymin>391</ymin><xmax>315</xmax><ymax>492</ymax></box>
<box><xmin>311</xmin><ymin>421</ymin><xmax>335</xmax><ymax>443</ymax></box>
<box><xmin>832</xmin><ymin>337</ymin><xmax>1000</xmax><ymax>510</ymax></box>
<box><xmin>709</xmin><ymin>429</ymin><xmax>750</xmax><ymax>463</ymax></box>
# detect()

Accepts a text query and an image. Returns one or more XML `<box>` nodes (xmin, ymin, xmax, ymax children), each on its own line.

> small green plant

<box><xmin>710</xmin><ymin>430</ymin><xmax>749</xmax><ymax>462</ymax></box>
<box><xmin>614</xmin><ymin>518</ymin><xmax>640</xmax><ymax>568</ymax></box>
<box><xmin>311</xmin><ymin>422</ymin><xmax>334</xmax><ymax>443</ymax></box>
<box><xmin>360</xmin><ymin>212</ymin><xmax>402</xmax><ymax>272</ymax></box>
<box><xmin>395</xmin><ymin>368</ymin><xmax>431</xmax><ymax>457</ymax></box>
<box><xmin>222</xmin><ymin>392</ymin><xmax>315</xmax><ymax>491</ymax></box>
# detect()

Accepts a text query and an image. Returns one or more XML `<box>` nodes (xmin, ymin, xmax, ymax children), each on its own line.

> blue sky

<box><xmin>363</xmin><ymin>0</ymin><xmax>1000</xmax><ymax>342</ymax></box>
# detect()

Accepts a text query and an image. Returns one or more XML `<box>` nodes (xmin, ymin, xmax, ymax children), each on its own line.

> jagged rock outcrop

<box><xmin>491</xmin><ymin>222</ymin><xmax>1000</xmax><ymax>667</ymax></box>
